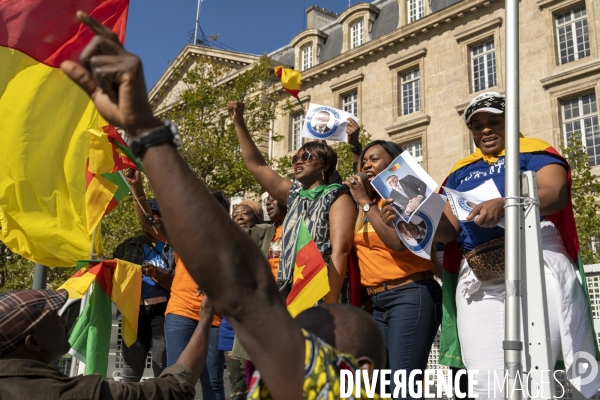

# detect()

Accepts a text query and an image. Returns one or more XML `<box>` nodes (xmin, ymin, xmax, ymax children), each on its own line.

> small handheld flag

<box><xmin>275</xmin><ymin>66</ymin><xmax>304</xmax><ymax>108</ymax></box>
<box><xmin>388</xmin><ymin>163</ymin><xmax>401</xmax><ymax>173</ymax></box>
<box><xmin>286</xmin><ymin>218</ymin><xmax>330</xmax><ymax>317</ymax></box>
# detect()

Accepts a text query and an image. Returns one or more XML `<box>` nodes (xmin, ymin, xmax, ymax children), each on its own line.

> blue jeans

<box><xmin>370</xmin><ymin>279</ymin><xmax>442</xmax><ymax>399</ymax></box>
<box><xmin>164</xmin><ymin>313</ymin><xmax>225</xmax><ymax>400</ymax></box>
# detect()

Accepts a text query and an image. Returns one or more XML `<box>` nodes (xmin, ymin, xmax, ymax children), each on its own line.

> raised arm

<box><xmin>227</xmin><ymin>101</ymin><xmax>292</xmax><ymax>204</ymax></box>
<box><xmin>325</xmin><ymin>194</ymin><xmax>357</xmax><ymax>303</ymax></box>
<box><xmin>346</xmin><ymin>119</ymin><xmax>361</xmax><ymax>171</ymax></box>
<box><xmin>124</xmin><ymin>168</ymin><xmax>168</xmax><ymax>242</ymax></box>
<box><xmin>61</xmin><ymin>13</ymin><xmax>304</xmax><ymax>400</ymax></box>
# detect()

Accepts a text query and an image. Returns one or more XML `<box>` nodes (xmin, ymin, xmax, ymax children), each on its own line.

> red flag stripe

<box><xmin>286</xmin><ymin>241</ymin><xmax>327</xmax><ymax>304</ymax></box>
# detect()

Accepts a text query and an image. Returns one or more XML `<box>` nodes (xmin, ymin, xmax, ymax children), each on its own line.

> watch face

<box><xmin>363</xmin><ymin>204</ymin><xmax>370</xmax><ymax>212</ymax></box>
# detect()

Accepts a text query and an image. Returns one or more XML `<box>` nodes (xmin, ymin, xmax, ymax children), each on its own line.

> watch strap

<box><xmin>131</xmin><ymin>122</ymin><xmax>178</xmax><ymax>158</ymax></box>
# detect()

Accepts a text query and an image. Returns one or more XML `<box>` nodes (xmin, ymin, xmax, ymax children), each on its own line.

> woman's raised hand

<box><xmin>342</xmin><ymin>174</ymin><xmax>371</xmax><ymax>206</ymax></box>
<box><xmin>380</xmin><ymin>199</ymin><xmax>397</xmax><ymax>227</ymax></box>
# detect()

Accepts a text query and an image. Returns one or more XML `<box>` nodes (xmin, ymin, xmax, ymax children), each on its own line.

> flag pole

<box><xmin>119</xmin><ymin>171</ymin><xmax>159</xmax><ymax>235</ymax></box>
<box><xmin>504</xmin><ymin>0</ymin><xmax>523</xmax><ymax>398</ymax></box>
<box><xmin>194</xmin><ymin>0</ymin><xmax>202</xmax><ymax>45</ymax></box>
<box><xmin>296</xmin><ymin>97</ymin><xmax>304</xmax><ymax>110</ymax></box>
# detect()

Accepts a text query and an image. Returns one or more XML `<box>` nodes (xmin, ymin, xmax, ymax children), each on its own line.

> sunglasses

<box><xmin>263</xmin><ymin>196</ymin><xmax>275</xmax><ymax>206</ymax></box>
<box><xmin>292</xmin><ymin>151</ymin><xmax>314</xmax><ymax>165</ymax></box>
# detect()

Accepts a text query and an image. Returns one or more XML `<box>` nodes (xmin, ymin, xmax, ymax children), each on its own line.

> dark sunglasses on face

<box><xmin>292</xmin><ymin>151</ymin><xmax>313</xmax><ymax>165</ymax></box>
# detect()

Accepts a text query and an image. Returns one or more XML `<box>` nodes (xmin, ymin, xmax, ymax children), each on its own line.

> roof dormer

<box><xmin>337</xmin><ymin>3</ymin><xmax>380</xmax><ymax>52</ymax></box>
<box><xmin>290</xmin><ymin>29</ymin><xmax>329</xmax><ymax>72</ymax></box>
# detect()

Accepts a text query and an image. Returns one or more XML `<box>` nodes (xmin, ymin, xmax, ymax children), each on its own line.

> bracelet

<box><xmin>137</xmin><ymin>195</ymin><xmax>146</xmax><ymax>201</ymax></box>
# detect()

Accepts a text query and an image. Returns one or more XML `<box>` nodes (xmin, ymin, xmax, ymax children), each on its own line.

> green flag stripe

<box><xmin>295</xmin><ymin>218</ymin><xmax>312</xmax><ymax>252</ymax></box>
<box><xmin>68</xmin><ymin>284</ymin><xmax>112</xmax><ymax>378</ymax></box>
<box><xmin>101</xmin><ymin>171</ymin><xmax>130</xmax><ymax>202</ymax></box>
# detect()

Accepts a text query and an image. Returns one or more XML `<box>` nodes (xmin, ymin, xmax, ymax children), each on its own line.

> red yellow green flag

<box><xmin>286</xmin><ymin>218</ymin><xmax>330</xmax><ymax>317</ymax></box>
<box><xmin>0</xmin><ymin>0</ymin><xmax>131</xmax><ymax>267</ymax></box>
<box><xmin>59</xmin><ymin>259</ymin><xmax>141</xmax><ymax>378</ymax></box>
<box><xmin>274</xmin><ymin>66</ymin><xmax>301</xmax><ymax>99</ymax></box>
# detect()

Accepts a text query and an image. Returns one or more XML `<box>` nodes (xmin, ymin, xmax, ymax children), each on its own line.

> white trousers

<box><xmin>456</xmin><ymin>222</ymin><xmax>600</xmax><ymax>399</ymax></box>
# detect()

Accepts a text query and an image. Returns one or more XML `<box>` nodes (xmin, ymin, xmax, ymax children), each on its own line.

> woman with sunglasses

<box><xmin>227</xmin><ymin>101</ymin><xmax>357</xmax><ymax>303</ymax></box>
<box><xmin>343</xmin><ymin>131</ymin><xmax>441</xmax><ymax>399</ymax></box>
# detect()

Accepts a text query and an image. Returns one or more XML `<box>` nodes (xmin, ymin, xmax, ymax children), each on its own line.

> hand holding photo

<box><xmin>301</xmin><ymin>103</ymin><xmax>358</xmax><ymax>142</ymax></box>
<box><xmin>443</xmin><ymin>179</ymin><xmax>504</xmax><ymax>227</ymax></box>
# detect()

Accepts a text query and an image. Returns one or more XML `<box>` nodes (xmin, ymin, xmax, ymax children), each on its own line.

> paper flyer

<box><xmin>301</xmin><ymin>103</ymin><xmax>358</xmax><ymax>142</ymax></box>
<box><xmin>370</xmin><ymin>151</ymin><xmax>445</xmax><ymax>260</ymax></box>
<box><xmin>443</xmin><ymin>178</ymin><xmax>505</xmax><ymax>228</ymax></box>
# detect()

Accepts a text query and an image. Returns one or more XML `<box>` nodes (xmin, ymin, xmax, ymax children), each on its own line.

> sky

<box><xmin>124</xmin><ymin>0</ymin><xmax>354</xmax><ymax>89</ymax></box>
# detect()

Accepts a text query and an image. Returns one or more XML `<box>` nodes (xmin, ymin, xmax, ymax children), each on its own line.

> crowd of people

<box><xmin>1</xmin><ymin>11</ymin><xmax>600</xmax><ymax>400</ymax></box>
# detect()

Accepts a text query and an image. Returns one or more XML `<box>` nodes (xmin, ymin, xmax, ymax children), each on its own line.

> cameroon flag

<box><xmin>275</xmin><ymin>66</ymin><xmax>301</xmax><ymax>99</ymax></box>
<box><xmin>0</xmin><ymin>1</ymin><xmax>131</xmax><ymax>267</ymax></box>
<box><xmin>59</xmin><ymin>259</ymin><xmax>141</xmax><ymax>378</ymax></box>
<box><xmin>286</xmin><ymin>218</ymin><xmax>330</xmax><ymax>317</ymax></box>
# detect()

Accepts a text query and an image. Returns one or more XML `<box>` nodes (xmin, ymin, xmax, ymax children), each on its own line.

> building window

<box><xmin>290</xmin><ymin>112</ymin><xmax>304</xmax><ymax>152</ymax></box>
<box><xmin>301</xmin><ymin>45</ymin><xmax>313</xmax><ymax>71</ymax></box>
<box><xmin>401</xmin><ymin>69</ymin><xmax>420</xmax><ymax>116</ymax></box>
<box><xmin>471</xmin><ymin>40</ymin><xmax>496</xmax><ymax>92</ymax></box>
<box><xmin>408</xmin><ymin>0</ymin><xmax>424</xmax><ymax>23</ymax></box>
<box><xmin>555</xmin><ymin>6</ymin><xmax>590</xmax><ymax>65</ymax></box>
<box><xmin>404</xmin><ymin>140</ymin><xmax>423</xmax><ymax>166</ymax></box>
<box><xmin>351</xmin><ymin>20</ymin><xmax>364</xmax><ymax>49</ymax></box>
<box><xmin>562</xmin><ymin>93</ymin><xmax>599</xmax><ymax>166</ymax></box>
<box><xmin>342</xmin><ymin>92</ymin><xmax>358</xmax><ymax>117</ymax></box>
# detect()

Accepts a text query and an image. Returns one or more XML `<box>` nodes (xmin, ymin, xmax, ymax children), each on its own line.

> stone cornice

<box><xmin>454</xmin><ymin>17</ymin><xmax>502</xmax><ymax>42</ymax></box>
<box><xmin>387</xmin><ymin>48</ymin><xmax>427</xmax><ymax>70</ymax></box>
<box><xmin>329</xmin><ymin>73</ymin><xmax>364</xmax><ymax>91</ymax></box>
<box><xmin>300</xmin><ymin>0</ymin><xmax>502</xmax><ymax>86</ymax></box>
<box><xmin>385</xmin><ymin>114</ymin><xmax>431</xmax><ymax>136</ymax></box>
<box><xmin>536</xmin><ymin>0</ymin><xmax>572</xmax><ymax>10</ymax></box>
<box><xmin>337</xmin><ymin>3</ymin><xmax>380</xmax><ymax>25</ymax></box>
<box><xmin>290</xmin><ymin>29</ymin><xmax>329</xmax><ymax>48</ymax></box>
<box><xmin>540</xmin><ymin>60</ymin><xmax>600</xmax><ymax>89</ymax></box>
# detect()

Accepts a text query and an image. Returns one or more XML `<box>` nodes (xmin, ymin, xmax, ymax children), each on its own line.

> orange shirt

<box><xmin>165</xmin><ymin>254</ymin><xmax>221</xmax><ymax>326</ymax></box>
<box><xmin>354</xmin><ymin>201</ymin><xmax>434</xmax><ymax>287</ymax></box>
<box><xmin>267</xmin><ymin>225</ymin><xmax>283</xmax><ymax>279</ymax></box>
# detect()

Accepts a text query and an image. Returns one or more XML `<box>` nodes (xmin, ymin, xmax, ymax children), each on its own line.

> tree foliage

<box><xmin>561</xmin><ymin>132</ymin><xmax>600</xmax><ymax>264</ymax></box>
<box><xmin>160</xmin><ymin>54</ymin><xmax>283</xmax><ymax>198</ymax></box>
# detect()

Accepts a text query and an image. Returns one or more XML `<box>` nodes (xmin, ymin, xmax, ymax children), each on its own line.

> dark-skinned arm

<box><xmin>228</xmin><ymin>101</ymin><xmax>292</xmax><ymax>204</ymax></box>
<box><xmin>325</xmin><ymin>194</ymin><xmax>357</xmax><ymax>303</ymax></box>
<box><xmin>60</xmin><ymin>13</ymin><xmax>305</xmax><ymax>400</ymax></box>
<box><xmin>346</xmin><ymin>119</ymin><xmax>361</xmax><ymax>170</ymax></box>
<box><xmin>125</xmin><ymin>168</ymin><xmax>169</xmax><ymax>242</ymax></box>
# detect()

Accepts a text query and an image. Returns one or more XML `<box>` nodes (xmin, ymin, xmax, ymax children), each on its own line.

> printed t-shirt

<box><xmin>268</xmin><ymin>225</ymin><xmax>283</xmax><ymax>279</ymax></box>
<box><xmin>247</xmin><ymin>329</ymin><xmax>381</xmax><ymax>400</ymax></box>
<box><xmin>443</xmin><ymin>152</ymin><xmax>566</xmax><ymax>252</ymax></box>
<box><xmin>165</xmin><ymin>254</ymin><xmax>221</xmax><ymax>326</ymax></box>
<box><xmin>141</xmin><ymin>241</ymin><xmax>170</xmax><ymax>299</ymax></box>
<box><xmin>354</xmin><ymin>200</ymin><xmax>434</xmax><ymax>287</ymax></box>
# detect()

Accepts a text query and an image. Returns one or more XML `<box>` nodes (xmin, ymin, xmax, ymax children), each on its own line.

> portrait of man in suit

<box><xmin>311</xmin><ymin>111</ymin><xmax>332</xmax><ymax>134</ymax></box>
<box><xmin>385</xmin><ymin>174</ymin><xmax>428</xmax><ymax>217</ymax></box>
<box><xmin>397</xmin><ymin>220</ymin><xmax>428</xmax><ymax>244</ymax></box>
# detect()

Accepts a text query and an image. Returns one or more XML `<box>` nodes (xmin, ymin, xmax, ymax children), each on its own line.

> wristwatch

<box><xmin>130</xmin><ymin>120</ymin><xmax>183</xmax><ymax>159</ymax></box>
<box><xmin>362</xmin><ymin>202</ymin><xmax>378</xmax><ymax>212</ymax></box>
<box><xmin>350</xmin><ymin>143</ymin><xmax>362</xmax><ymax>154</ymax></box>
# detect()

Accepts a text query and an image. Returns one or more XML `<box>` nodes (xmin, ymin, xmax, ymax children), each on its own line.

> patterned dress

<box><xmin>276</xmin><ymin>183</ymin><xmax>349</xmax><ymax>303</ymax></box>
<box><xmin>246</xmin><ymin>329</ymin><xmax>381</xmax><ymax>400</ymax></box>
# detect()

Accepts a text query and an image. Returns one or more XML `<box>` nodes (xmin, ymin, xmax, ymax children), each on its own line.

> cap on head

<box><xmin>0</xmin><ymin>289</ymin><xmax>68</xmax><ymax>356</ymax></box>
<box><xmin>236</xmin><ymin>200</ymin><xmax>264</xmax><ymax>223</ymax></box>
<box><xmin>464</xmin><ymin>92</ymin><xmax>505</xmax><ymax>124</ymax></box>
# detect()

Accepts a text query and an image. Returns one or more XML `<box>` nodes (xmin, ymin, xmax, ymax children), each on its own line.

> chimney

<box><xmin>305</xmin><ymin>6</ymin><xmax>338</xmax><ymax>30</ymax></box>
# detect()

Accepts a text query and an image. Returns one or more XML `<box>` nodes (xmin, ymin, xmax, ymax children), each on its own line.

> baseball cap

<box><xmin>0</xmin><ymin>289</ymin><xmax>68</xmax><ymax>356</ymax></box>
<box><xmin>464</xmin><ymin>92</ymin><xmax>505</xmax><ymax>124</ymax></box>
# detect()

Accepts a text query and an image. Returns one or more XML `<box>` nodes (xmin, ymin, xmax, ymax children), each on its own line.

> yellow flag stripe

<box><xmin>0</xmin><ymin>47</ymin><xmax>104</xmax><ymax>266</ymax></box>
<box><xmin>287</xmin><ymin>267</ymin><xmax>330</xmax><ymax>317</ymax></box>
<box><xmin>112</xmin><ymin>259</ymin><xmax>142</xmax><ymax>347</ymax></box>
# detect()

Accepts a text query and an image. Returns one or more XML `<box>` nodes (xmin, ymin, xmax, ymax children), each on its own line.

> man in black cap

<box><xmin>0</xmin><ymin>288</ymin><xmax>213</xmax><ymax>399</ymax></box>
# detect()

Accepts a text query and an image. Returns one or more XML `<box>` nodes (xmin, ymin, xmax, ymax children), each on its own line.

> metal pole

<box><xmin>504</xmin><ymin>0</ymin><xmax>523</xmax><ymax>399</ymax></box>
<box><xmin>32</xmin><ymin>263</ymin><xmax>48</xmax><ymax>289</ymax></box>
<box><xmin>194</xmin><ymin>0</ymin><xmax>202</xmax><ymax>45</ymax></box>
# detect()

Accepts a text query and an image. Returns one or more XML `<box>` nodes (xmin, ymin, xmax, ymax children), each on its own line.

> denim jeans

<box><xmin>164</xmin><ymin>313</ymin><xmax>225</xmax><ymax>400</ymax></box>
<box><xmin>370</xmin><ymin>279</ymin><xmax>442</xmax><ymax>399</ymax></box>
<box><xmin>121</xmin><ymin>303</ymin><xmax>167</xmax><ymax>382</ymax></box>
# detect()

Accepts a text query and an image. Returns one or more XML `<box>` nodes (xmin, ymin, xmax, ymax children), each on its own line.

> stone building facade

<box><xmin>149</xmin><ymin>0</ymin><xmax>600</xmax><ymax>184</ymax></box>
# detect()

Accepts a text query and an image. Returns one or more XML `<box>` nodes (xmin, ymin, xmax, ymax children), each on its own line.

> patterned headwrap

<box><xmin>235</xmin><ymin>200</ymin><xmax>264</xmax><ymax>223</ymax></box>
<box><xmin>464</xmin><ymin>92</ymin><xmax>505</xmax><ymax>124</ymax></box>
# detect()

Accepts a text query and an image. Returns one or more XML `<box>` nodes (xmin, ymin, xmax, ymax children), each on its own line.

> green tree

<box><xmin>561</xmin><ymin>132</ymin><xmax>600</xmax><ymax>264</ymax></box>
<box><xmin>332</xmin><ymin>129</ymin><xmax>372</xmax><ymax>180</ymax></box>
<box><xmin>160</xmin><ymin>54</ymin><xmax>282</xmax><ymax>197</ymax></box>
